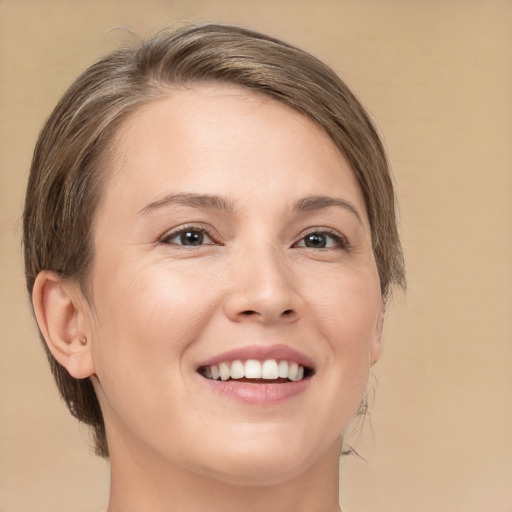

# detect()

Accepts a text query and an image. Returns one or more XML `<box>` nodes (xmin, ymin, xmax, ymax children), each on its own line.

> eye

<box><xmin>161</xmin><ymin>227</ymin><xmax>215</xmax><ymax>247</ymax></box>
<box><xmin>294</xmin><ymin>230</ymin><xmax>348</xmax><ymax>249</ymax></box>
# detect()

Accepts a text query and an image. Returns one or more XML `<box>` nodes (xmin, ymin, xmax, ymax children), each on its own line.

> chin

<box><xmin>200</xmin><ymin>455</ymin><xmax>312</xmax><ymax>487</ymax></box>
<box><xmin>188</xmin><ymin>429</ymin><xmax>331</xmax><ymax>487</ymax></box>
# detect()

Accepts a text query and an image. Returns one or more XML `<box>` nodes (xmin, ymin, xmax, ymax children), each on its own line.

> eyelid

<box><xmin>293</xmin><ymin>228</ymin><xmax>350</xmax><ymax>249</ymax></box>
<box><xmin>158</xmin><ymin>224</ymin><xmax>349</xmax><ymax>249</ymax></box>
<box><xmin>159</xmin><ymin>223</ymin><xmax>219</xmax><ymax>245</ymax></box>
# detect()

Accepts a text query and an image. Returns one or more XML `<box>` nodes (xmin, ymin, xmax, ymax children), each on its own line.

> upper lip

<box><xmin>196</xmin><ymin>344</ymin><xmax>315</xmax><ymax>370</ymax></box>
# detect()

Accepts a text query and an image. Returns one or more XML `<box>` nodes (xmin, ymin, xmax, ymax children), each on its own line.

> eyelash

<box><xmin>160</xmin><ymin>225</ymin><xmax>218</xmax><ymax>247</ymax></box>
<box><xmin>160</xmin><ymin>225</ymin><xmax>349</xmax><ymax>250</ymax></box>
<box><xmin>293</xmin><ymin>228</ymin><xmax>349</xmax><ymax>251</ymax></box>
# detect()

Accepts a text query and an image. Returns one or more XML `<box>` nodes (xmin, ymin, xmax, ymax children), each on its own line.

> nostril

<box><xmin>236</xmin><ymin>309</ymin><xmax>297</xmax><ymax>322</ymax></box>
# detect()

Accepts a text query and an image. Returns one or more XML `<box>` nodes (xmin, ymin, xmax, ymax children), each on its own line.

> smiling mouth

<box><xmin>198</xmin><ymin>359</ymin><xmax>313</xmax><ymax>383</ymax></box>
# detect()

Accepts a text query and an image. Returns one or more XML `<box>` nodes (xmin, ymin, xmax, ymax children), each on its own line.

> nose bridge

<box><xmin>224</xmin><ymin>238</ymin><xmax>299</xmax><ymax>323</ymax></box>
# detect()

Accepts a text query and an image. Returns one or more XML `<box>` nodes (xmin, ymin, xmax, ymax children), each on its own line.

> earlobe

<box><xmin>32</xmin><ymin>271</ymin><xmax>95</xmax><ymax>379</ymax></box>
<box><xmin>370</xmin><ymin>300</ymin><xmax>385</xmax><ymax>366</ymax></box>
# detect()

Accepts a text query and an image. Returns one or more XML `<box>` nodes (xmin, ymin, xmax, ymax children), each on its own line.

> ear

<box><xmin>32</xmin><ymin>271</ymin><xmax>95</xmax><ymax>379</ymax></box>
<box><xmin>370</xmin><ymin>299</ymin><xmax>385</xmax><ymax>366</ymax></box>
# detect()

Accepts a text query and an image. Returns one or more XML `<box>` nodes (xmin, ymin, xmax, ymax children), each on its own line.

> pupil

<box><xmin>305</xmin><ymin>233</ymin><xmax>326</xmax><ymax>248</ymax></box>
<box><xmin>181</xmin><ymin>231</ymin><xmax>203</xmax><ymax>246</ymax></box>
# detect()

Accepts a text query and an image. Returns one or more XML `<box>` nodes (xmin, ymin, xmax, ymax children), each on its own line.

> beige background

<box><xmin>1</xmin><ymin>1</ymin><xmax>511</xmax><ymax>511</ymax></box>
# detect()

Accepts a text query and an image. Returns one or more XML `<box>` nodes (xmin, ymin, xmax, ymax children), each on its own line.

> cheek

<box><xmin>306</xmin><ymin>266</ymin><xmax>382</xmax><ymax>352</ymax></box>
<box><xmin>88</xmin><ymin>264</ymin><xmax>223</xmax><ymax>443</ymax></box>
<box><xmin>92</xmin><ymin>262</ymin><xmax>220</xmax><ymax>360</ymax></box>
<box><xmin>89</xmin><ymin>260</ymin><xmax>219</xmax><ymax>391</ymax></box>
<box><xmin>303</xmin><ymin>269</ymin><xmax>381</xmax><ymax>413</ymax></box>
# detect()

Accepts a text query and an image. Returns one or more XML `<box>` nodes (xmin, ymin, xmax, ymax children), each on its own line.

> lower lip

<box><xmin>200</xmin><ymin>376</ymin><xmax>311</xmax><ymax>404</ymax></box>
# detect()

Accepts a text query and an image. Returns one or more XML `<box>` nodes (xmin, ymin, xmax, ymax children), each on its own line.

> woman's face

<box><xmin>84</xmin><ymin>86</ymin><xmax>383</xmax><ymax>484</ymax></box>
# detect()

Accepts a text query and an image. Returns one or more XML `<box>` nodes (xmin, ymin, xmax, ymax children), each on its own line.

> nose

<box><xmin>223</xmin><ymin>244</ymin><xmax>302</xmax><ymax>325</ymax></box>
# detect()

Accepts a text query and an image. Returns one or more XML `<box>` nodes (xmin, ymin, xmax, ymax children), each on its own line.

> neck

<box><xmin>107</xmin><ymin>435</ymin><xmax>343</xmax><ymax>512</ymax></box>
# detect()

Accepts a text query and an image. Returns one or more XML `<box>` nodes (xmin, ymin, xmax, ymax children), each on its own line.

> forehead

<box><xmin>99</xmin><ymin>84</ymin><xmax>366</xmax><ymax>218</ymax></box>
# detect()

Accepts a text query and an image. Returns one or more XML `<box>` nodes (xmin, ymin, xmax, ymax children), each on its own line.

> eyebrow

<box><xmin>140</xmin><ymin>192</ymin><xmax>363</xmax><ymax>223</ymax></box>
<box><xmin>293</xmin><ymin>195</ymin><xmax>363</xmax><ymax>224</ymax></box>
<box><xmin>140</xmin><ymin>192</ymin><xmax>235</xmax><ymax>215</ymax></box>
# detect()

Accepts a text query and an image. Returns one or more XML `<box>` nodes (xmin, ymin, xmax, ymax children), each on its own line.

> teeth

<box><xmin>278</xmin><ymin>360</ymin><xmax>289</xmax><ymax>378</ymax></box>
<box><xmin>202</xmin><ymin>359</ymin><xmax>308</xmax><ymax>382</ymax></box>
<box><xmin>288</xmin><ymin>362</ymin><xmax>299</xmax><ymax>381</ymax></box>
<box><xmin>219</xmin><ymin>362</ymin><xmax>230</xmax><ymax>381</ymax></box>
<box><xmin>245</xmin><ymin>359</ymin><xmax>262</xmax><ymax>379</ymax></box>
<box><xmin>230</xmin><ymin>360</ymin><xmax>245</xmax><ymax>379</ymax></box>
<box><xmin>261</xmin><ymin>359</ymin><xmax>279</xmax><ymax>379</ymax></box>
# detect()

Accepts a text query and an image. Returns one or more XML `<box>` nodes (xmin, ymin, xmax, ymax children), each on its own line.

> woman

<box><xmin>23</xmin><ymin>23</ymin><xmax>404</xmax><ymax>512</ymax></box>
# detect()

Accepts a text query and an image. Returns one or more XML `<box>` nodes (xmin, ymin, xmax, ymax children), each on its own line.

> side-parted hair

<box><xmin>23</xmin><ymin>23</ymin><xmax>405</xmax><ymax>457</ymax></box>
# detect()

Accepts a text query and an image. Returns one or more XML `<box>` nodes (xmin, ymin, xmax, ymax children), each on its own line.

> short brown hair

<box><xmin>23</xmin><ymin>23</ymin><xmax>405</xmax><ymax>457</ymax></box>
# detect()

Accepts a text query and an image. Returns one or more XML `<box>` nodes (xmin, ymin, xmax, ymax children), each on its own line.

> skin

<box><xmin>33</xmin><ymin>86</ymin><xmax>384</xmax><ymax>512</ymax></box>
